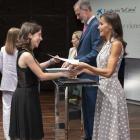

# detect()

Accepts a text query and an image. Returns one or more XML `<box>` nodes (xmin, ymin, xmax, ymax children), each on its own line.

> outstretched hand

<box><xmin>76</xmin><ymin>62</ymin><xmax>87</xmax><ymax>69</ymax></box>
<box><xmin>61</xmin><ymin>62</ymin><xmax>70</xmax><ymax>68</ymax></box>
<box><xmin>62</xmin><ymin>71</ymin><xmax>76</xmax><ymax>78</ymax></box>
<box><xmin>71</xmin><ymin>68</ymin><xmax>84</xmax><ymax>77</ymax></box>
<box><xmin>52</xmin><ymin>55</ymin><xmax>61</xmax><ymax>63</ymax></box>
<box><xmin>69</xmin><ymin>62</ymin><xmax>87</xmax><ymax>70</ymax></box>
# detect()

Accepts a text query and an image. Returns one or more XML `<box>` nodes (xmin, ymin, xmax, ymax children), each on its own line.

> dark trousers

<box><xmin>82</xmin><ymin>86</ymin><xmax>98</xmax><ymax>139</ymax></box>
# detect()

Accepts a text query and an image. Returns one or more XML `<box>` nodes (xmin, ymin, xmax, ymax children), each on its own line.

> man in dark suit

<box><xmin>73</xmin><ymin>0</ymin><xmax>101</xmax><ymax>140</ymax></box>
<box><xmin>62</xmin><ymin>0</ymin><xmax>101</xmax><ymax>139</ymax></box>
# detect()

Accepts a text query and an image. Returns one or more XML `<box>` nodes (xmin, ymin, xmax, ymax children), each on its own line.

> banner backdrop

<box><xmin>89</xmin><ymin>0</ymin><xmax>140</xmax><ymax>59</ymax></box>
<box><xmin>89</xmin><ymin>0</ymin><xmax>140</xmax><ymax>101</ymax></box>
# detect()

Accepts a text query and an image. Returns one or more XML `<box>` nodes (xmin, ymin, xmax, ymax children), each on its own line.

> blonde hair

<box><xmin>5</xmin><ymin>27</ymin><xmax>20</xmax><ymax>55</ymax></box>
<box><xmin>73</xmin><ymin>31</ymin><xmax>82</xmax><ymax>40</ymax></box>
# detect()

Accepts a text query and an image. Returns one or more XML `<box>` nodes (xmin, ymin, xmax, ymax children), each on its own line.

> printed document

<box><xmin>47</xmin><ymin>54</ymin><xmax>79</xmax><ymax>64</ymax></box>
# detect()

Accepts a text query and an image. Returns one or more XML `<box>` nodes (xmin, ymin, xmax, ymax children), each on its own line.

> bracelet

<box><xmin>50</xmin><ymin>58</ymin><xmax>55</xmax><ymax>65</ymax></box>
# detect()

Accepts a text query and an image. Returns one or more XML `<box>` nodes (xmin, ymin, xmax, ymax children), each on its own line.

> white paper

<box><xmin>48</xmin><ymin>54</ymin><xmax>79</xmax><ymax>64</ymax></box>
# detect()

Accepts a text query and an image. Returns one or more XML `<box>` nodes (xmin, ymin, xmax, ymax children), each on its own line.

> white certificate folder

<box><xmin>45</xmin><ymin>68</ymin><xmax>71</xmax><ymax>73</ymax></box>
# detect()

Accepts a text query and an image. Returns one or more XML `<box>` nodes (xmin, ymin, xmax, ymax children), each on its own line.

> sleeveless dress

<box><xmin>92</xmin><ymin>39</ymin><xmax>130</xmax><ymax>140</ymax></box>
<box><xmin>9</xmin><ymin>49</ymin><xmax>44</xmax><ymax>140</ymax></box>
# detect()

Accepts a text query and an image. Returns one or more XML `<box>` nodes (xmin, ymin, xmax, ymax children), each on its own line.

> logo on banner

<box><xmin>104</xmin><ymin>7</ymin><xmax>136</xmax><ymax>13</ymax></box>
<box><xmin>97</xmin><ymin>9</ymin><xmax>102</xmax><ymax>15</ymax></box>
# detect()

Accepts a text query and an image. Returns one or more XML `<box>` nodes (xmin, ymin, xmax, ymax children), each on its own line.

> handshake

<box><xmin>48</xmin><ymin>54</ymin><xmax>88</xmax><ymax>78</ymax></box>
<box><xmin>61</xmin><ymin>61</ymin><xmax>88</xmax><ymax>78</ymax></box>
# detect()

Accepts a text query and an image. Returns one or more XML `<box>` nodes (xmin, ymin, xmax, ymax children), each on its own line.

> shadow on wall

<box><xmin>118</xmin><ymin>58</ymin><xmax>125</xmax><ymax>88</ymax></box>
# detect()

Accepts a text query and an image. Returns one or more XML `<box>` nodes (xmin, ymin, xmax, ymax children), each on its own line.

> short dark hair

<box><xmin>74</xmin><ymin>0</ymin><xmax>92</xmax><ymax>12</ymax></box>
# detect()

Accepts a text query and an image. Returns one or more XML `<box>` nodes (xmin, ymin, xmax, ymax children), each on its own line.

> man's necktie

<box><xmin>83</xmin><ymin>24</ymin><xmax>88</xmax><ymax>35</ymax></box>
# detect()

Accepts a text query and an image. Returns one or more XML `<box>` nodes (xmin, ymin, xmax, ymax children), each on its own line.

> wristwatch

<box><xmin>50</xmin><ymin>58</ymin><xmax>55</xmax><ymax>65</ymax></box>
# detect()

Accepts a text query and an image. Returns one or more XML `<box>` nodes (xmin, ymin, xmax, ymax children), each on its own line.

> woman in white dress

<box><xmin>0</xmin><ymin>27</ymin><xmax>20</xmax><ymax>140</ymax></box>
<box><xmin>68</xmin><ymin>31</ymin><xmax>82</xmax><ymax>59</ymax></box>
<box><xmin>71</xmin><ymin>11</ymin><xmax>130</xmax><ymax>140</ymax></box>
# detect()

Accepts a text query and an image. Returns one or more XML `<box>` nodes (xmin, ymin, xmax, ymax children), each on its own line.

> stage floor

<box><xmin>0</xmin><ymin>91</ymin><xmax>139</xmax><ymax>140</ymax></box>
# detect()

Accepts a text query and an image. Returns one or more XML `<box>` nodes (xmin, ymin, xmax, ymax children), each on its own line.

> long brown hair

<box><xmin>100</xmin><ymin>11</ymin><xmax>127</xmax><ymax>56</ymax></box>
<box><xmin>16</xmin><ymin>22</ymin><xmax>42</xmax><ymax>51</ymax></box>
<box><xmin>5</xmin><ymin>27</ymin><xmax>20</xmax><ymax>55</ymax></box>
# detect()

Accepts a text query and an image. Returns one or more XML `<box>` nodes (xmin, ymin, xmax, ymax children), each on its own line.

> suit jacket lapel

<box><xmin>78</xmin><ymin>17</ymin><xmax>96</xmax><ymax>46</ymax></box>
